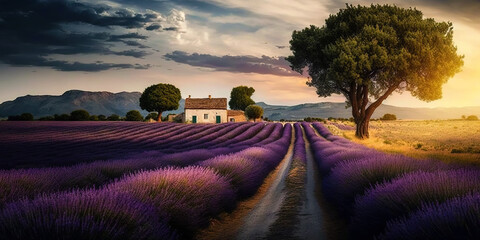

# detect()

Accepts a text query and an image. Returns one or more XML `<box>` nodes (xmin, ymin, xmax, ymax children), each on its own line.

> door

<box><xmin>216</xmin><ymin>116</ymin><xmax>221</xmax><ymax>123</ymax></box>
<box><xmin>192</xmin><ymin>115</ymin><xmax>197</xmax><ymax>123</ymax></box>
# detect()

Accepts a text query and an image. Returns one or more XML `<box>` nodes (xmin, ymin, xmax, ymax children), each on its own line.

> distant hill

<box><xmin>256</xmin><ymin>102</ymin><xmax>480</xmax><ymax>120</ymax></box>
<box><xmin>0</xmin><ymin>90</ymin><xmax>185</xmax><ymax>118</ymax></box>
<box><xmin>1</xmin><ymin>90</ymin><xmax>479</xmax><ymax>120</ymax></box>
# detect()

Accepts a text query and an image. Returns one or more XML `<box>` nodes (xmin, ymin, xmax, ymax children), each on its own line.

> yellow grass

<box><xmin>332</xmin><ymin>120</ymin><xmax>480</xmax><ymax>166</ymax></box>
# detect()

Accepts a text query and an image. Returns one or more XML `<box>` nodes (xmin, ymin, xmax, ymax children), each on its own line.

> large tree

<box><xmin>140</xmin><ymin>83</ymin><xmax>181</xmax><ymax>122</ymax></box>
<box><xmin>229</xmin><ymin>86</ymin><xmax>255</xmax><ymax>111</ymax></box>
<box><xmin>287</xmin><ymin>4</ymin><xmax>463</xmax><ymax>138</ymax></box>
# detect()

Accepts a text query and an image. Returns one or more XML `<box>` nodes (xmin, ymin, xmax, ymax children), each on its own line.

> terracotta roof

<box><xmin>227</xmin><ymin>110</ymin><xmax>245</xmax><ymax>116</ymax></box>
<box><xmin>185</xmin><ymin>98</ymin><xmax>227</xmax><ymax>109</ymax></box>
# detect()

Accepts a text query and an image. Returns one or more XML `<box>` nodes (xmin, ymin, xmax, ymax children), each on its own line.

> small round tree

<box><xmin>125</xmin><ymin>110</ymin><xmax>144</xmax><ymax>121</ymax></box>
<box><xmin>380</xmin><ymin>113</ymin><xmax>397</xmax><ymax>121</ymax></box>
<box><xmin>245</xmin><ymin>105</ymin><xmax>264</xmax><ymax>122</ymax></box>
<box><xmin>466</xmin><ymin>115</ymin><xmax>479</xmax><ymax>121</ymax></box>
<box><xmin>287</xmin><ymin>4</ymin><xmax>463</xmax><ymax>139</ymax></box>
<box><xmin>139</xmin><ymin>83</ymin><xmax>181</xmax><ymax>122</ymax></box>
<box><xmin>107</xmin><ymin>114</ymin><xmax>120</xmax><ymax>121</ymax></box>
<box><xmin>145</xmin><ymin>112</ymin><xmax>159</xmax><ymax>121</ymax></box>
<box><xmin>229</xmin><ymin>86</ymin><xmax>255</xmax><ymax>111</ymax></box>
<box><xmin>70</xmin><ymin>110</ymin><xmax>90</xmax><ymax>121</ymax></box>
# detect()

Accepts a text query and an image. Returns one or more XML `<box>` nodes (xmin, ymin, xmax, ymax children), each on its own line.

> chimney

<box><xmin>188</xmin><ymin>95</ymin><xmax>191</xmax><ymax>98</ymax></box>
<box><xmin>208</xmin><ymin>95</ymin><xmax>211</xmax><ymax>99</ymax></box>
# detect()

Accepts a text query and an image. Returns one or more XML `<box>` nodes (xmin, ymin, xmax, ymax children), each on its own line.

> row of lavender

<box><xmin>302</xmin><ymin>122</ymin><xmax>480</xmax><ymax>239</ymax></box>
<box><xmin>0</xmin><ymin>121</ymin><xmax>276</xmax><ymax>168</ymax></box>
<box><xmin>0</xmin><ymin>123</ymin><xmax>292</xmax><ymax>239</ymax></box>
<box><xmin>0</xmin><ymin>122</ymin><xmax>284</xmax><ymax>208</ymax></box>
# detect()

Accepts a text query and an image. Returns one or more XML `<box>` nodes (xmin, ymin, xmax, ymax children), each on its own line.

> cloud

<box><xmin>2</xmin><ymin>55</ymin><xmax>150</xmax><ymax>72</ymax></box>
<box><xmin>0</xmin><ymin>0</ymin><xmax>182</xmax><ymax>71</ymax></box>
<box><xmin>164</xmin><ymin>51</ymin><xmax>299</xmax><ymax>76</ymax></box>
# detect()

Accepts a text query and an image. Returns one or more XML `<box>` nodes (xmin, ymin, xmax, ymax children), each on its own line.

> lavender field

<box><xmin>1</xmin><ymin>121</ymin><xmax>480</xmax><ymax>239</ymax></box>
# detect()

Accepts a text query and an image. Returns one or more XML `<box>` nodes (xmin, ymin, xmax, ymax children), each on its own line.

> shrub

<box><xmin>54</xmin><ymin>114</ymin><xmax>70</xmax><ymax>121</ymax></box>
<box><xmin>0</xmin><ymin>190</ymin><xmax>170</xmax><ymax>240</ymax></box>
<box><xmin>110</xmin><ymin>166</ymin><xmax>235</xmax><ymax>234</ymax></box>
<box><xmin>70</xmin><ymin>110</ymin><xmax>90</xmax><ymax>121</ymax></box>
<box><xmin>89</xmin><ymin>115</ymin><xmax>99</xmax><ymax>121</ymax></box>
<box><xmin>380</xmin><ymin>113</ymin><xmax>397</xmax><ymax>121</ymax></box>
<box><xmin>125</xmin><ymin>110</ymin><xmax>144</xmax><ymax>121</ymax></box>
<box><xmin>466</xmin><ymin>115</ymin><xmax>479</xmax><ymax>121</ymax></box>
<box><xmin>107</xmin><ymin>114</ymin><xmax>120</xmax><ymax>121</ymax></box>
<box><xmin>7</xmin><ymin>113</ymin><xmax>34</xmax><ymax>121</ymax></box>
<box><xmin>322</xmin><ymin>155</ymin><xmax>445</xmax><ymax>216</ymax></box>
<box><xmin>38</xmin><ymin>116</ymin><xmax>55</xmax><ymax>121</ymax></box>
<box><xmin>98</xmin><ymin>115</ymin><xmax>107</xmax><ymax>121</ymax></box>
<box><xmin>380</xmin><ymin>193</ymin><xmax>480</xmax><ymax>240</ymax></box>
<box><xmin>245</xmin><ymin>105</ymin><xmax>263</xmax><ymax>122</ymax></box>
<box><xmin>145</xmin><ymin>112</ymin><xmax>158</xmax><ymax>121</ymax></box>
<box><xmin>351</xmin><ymin>169</ymin><xmax>480</xmax><ymax>239</ymax></box>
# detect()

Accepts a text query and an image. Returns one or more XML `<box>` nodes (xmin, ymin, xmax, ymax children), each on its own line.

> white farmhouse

<box><xmin>184</xmin><ymin>95</ymin><xmax>228</xmax><ymax>123</ymax></box>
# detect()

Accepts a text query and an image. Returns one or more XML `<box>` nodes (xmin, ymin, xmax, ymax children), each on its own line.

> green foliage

<box><xmin>70</xmin><ymin>110</ymin><xmax>90</xmax><ymax>121</ymax></box>
<box><xmin>245</xmin><ymin>105</ymin><xmax>263</xmax><ymax>122</ymax></box>
<box><xmin>229</xmin><ymin>86</ymin><xmax>255</xmax><ymax>111</ymax></box>
<box><xmin>466</xmin><ymin>115</ymin><xmax>479</xmax><ymax>121</ymax></box>
<box><xmin>98</xmin><ymin>115</ymin><xmax>107</xmax><ymax>121</ymax></box>
<box><xmin>7</xmin><ymin>113</ymin><xmax>34</xmax><ymax>121</ymax></box>
<box><xmin>380</xmin><ymin>113</ymin><xmax>397</xmax><ymax>121</ymax></box>
<box><xmin>107</xmin><ymin>114</ymin><xmax>120</xmax><ymax>121</ymax></box>
<box><xmin>304</xmin><ymin>117</ymin><xmax>325</xmax><ymax>122</ymax></box>
<box><xmin>139</xmin><ymin>83</ymin><xmax>181</xmax><ymax>120</ymax></box>
<box><xmin>38</xmin><ymin>116</ymin><xmax>55</xmax><ymax>121</ymax></box>
<box><xmin>125</xmin><ymin>110</ymin><xmax>144</xmax><ymax>121</ymax></box>
<box><xmin>145</xmin><ymin>112</ymin><xmax>159</xmax><ymax>121</ymax></box>
<box><xmin>54</xmin><ymin>114</ymin><xmax>70</xmax><ymax>121</ymax></box>
<box><xmin>89</xmin><ymin>115</ymin><xmax>99</xmax><ymax>121</ymax></box>
<box><xmin>287</xmin><ymin>4</ymin><xmax>463</xmax><ymax>138</ymax></box>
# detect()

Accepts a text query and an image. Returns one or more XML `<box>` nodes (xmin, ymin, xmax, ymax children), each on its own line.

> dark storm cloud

<box><xmin>164</xmin><ymin>51</ymin><xmax>299</xmax><ymax>77</ymax></box>
<box><xmin>163</xmin><ymin>27</ymin><xmax>180</xmax><ymax>31</ymax></box>
<box><xmin>3</xmin><ymin>55</ymin><xmax>150</xmax><ymax>72</ymax></box>
<box><xmin>146</xmin><ymin>24</ymin><xmax>162</xmax><ymax>31</ymax></box>
<box><xmin>0</xmin><ymin>0</ymin><xmax>169</xmax><ymax>71</ymax></box>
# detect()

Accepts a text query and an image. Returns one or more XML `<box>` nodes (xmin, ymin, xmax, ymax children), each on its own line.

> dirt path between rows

<box><xmin>235</xmin><ymin>136</ymin><xmax>295</xmax><ymax>240</ymax></box>
<box><xmin>295</xmin><ymin>126</ymin><xmax>327</xmax><ymax>239</ymax></box>
<box><xmin>196</xmin><ymin>129</ymin><xmax>295</xmax><ymax>240</ymax></box>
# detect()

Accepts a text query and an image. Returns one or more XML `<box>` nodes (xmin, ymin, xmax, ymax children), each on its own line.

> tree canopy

<box><xmin>125</xmin><ymin>110</ymin><xmax>144</xmax><ymax>121</ymax></box>
<box><xmin>70</xmin><ymin>110</ymin><xmax>90</xmax><ymax>121</ymax></box>
<box><xmin>229</xmin><ymin>86</ymin><xmax>255</xmax><ymax>111</ymax></box>
<box><xmin>245</xmin><ymin>105</ymin><xmax>263</xmax><ymax>122</ymax></box>
<box><xmin>287</xmin><ymin>4</ymin><xmax>463</xmax><ymax>138</ymax></box>
<box><xmin>139</xmin><ymin>83</ymin><xmax>181</xmax><ymax>122</ymax></box>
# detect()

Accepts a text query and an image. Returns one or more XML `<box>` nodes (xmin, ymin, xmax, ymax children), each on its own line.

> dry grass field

<box><xmin>330</xmin><ymin>120</ymin><xmax>480</xmax><ymax>165</ymax></box>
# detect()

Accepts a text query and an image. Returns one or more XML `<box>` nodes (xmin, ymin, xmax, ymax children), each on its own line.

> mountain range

<box><xmin>0</xmin><ymin>90</ymin><xmax>478</xmax><ymax>120</ymax></box>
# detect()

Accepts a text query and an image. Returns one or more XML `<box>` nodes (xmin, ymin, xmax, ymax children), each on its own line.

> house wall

<box><xmin>227</xmin><ymin>115</ymin><xmax>246</xmax><ymax>122</ymax></box>
<box><xmin>184</xmin><ymin>109</ymin><xmax>227</xmax><ymax>123</ymax></box>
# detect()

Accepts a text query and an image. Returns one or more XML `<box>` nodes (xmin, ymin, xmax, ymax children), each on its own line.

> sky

<box><xmin>0</xmin><ymin>0</ymin><xmax>479</xmax><ymax>108</ymax></box>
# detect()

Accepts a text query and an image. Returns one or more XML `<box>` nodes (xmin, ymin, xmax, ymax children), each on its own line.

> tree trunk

<box><xmin>355</xmin><ymin>117</ymin><xmax>370</xmax><ymax>139</ymax></box>
<box><xmin>157</xmin><ymin>111</ymin><xmax>162</xmax><ymax>122</ymax></box>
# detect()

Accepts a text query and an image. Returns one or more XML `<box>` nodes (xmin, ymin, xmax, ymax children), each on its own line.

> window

<box><xmin>230</xmin><ymin>118</ymin><xmax>235</xmax><ymax>122</ymax></box>
<box><xmin>204</xmin><ymin>114</ymin><xmax>208</xmax><ymax>119</ymax></box>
